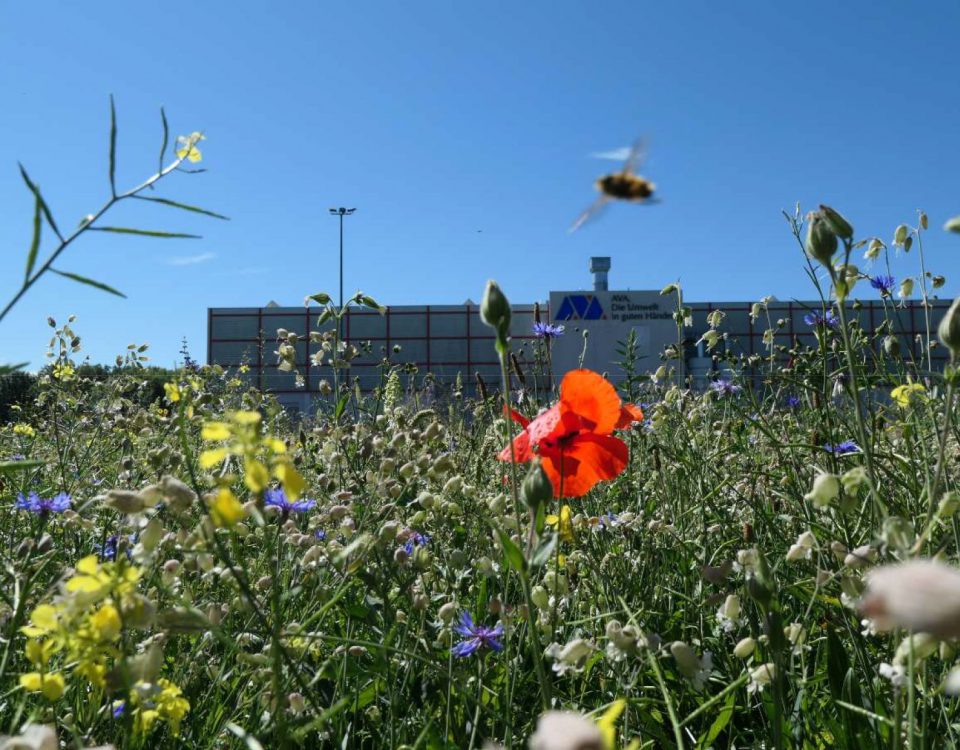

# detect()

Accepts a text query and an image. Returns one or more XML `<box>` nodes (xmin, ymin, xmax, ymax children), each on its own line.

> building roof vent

<box><xmin>589</xmin><ymin>256</ymin><xmax>611</xmax><ymax>292</ymax></box>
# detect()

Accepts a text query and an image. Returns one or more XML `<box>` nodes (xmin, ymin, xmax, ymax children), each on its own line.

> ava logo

<box><xmin>554</xmin><ymin>294</ymin><xmax>605</xmax><ymax>321</ymax></box>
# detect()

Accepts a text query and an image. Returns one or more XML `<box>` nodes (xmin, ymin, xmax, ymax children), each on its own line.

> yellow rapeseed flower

<box><xmin>19</xmin><ymin>671</ymin><xmax>65</xmax><ymax>700</ymax></box>
<box><xmin>176</xmin><ymin>132</ymin><xmax>204</xmax><ymax>163</ymax></box>
<box><xmin>891</xmin><ymin>382</ymin><xmax>926</xmax><ymax>408</ymax></box>
<box><xmin>164</xmin><ymin>382</ymin><xmax>182</xmax><ymax>402</ymax></box>
<box><xmin>13</xmin><ymin>423</ymin><xmax>36</xmax><ymax>438</ymax></box>
<box><xmin>210</xmin><ymin>487</ymin><xmax>245</xmax><ymax>528</ymax></box>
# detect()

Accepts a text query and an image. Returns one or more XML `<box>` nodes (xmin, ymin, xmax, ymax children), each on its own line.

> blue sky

<box><xmin>2</xmin><ymin>1</ymin><xmax>960</xmax><ymax>368</ymax></box>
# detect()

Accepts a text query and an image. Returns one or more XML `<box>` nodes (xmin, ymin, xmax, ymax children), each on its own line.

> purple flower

<box><xmin>533</xmin><ymin>322</ymin><xmax>565</xmax><ymax>339</ymax></box>
<box><xmin>403</xmin><ymin>531</ymin><xmax>430</xmax><ymax>556</ymax></box>
<box><xmin>784</xmin><ymin>395</ymin><xmax>802</xmax><ymax>409</ymax></box>
<box><xmin>709</xmin><ymin>379</ymin><xmax>742</xmax><ymax>397</ymax></box>
<box><xmin>870</xmin><ymin>275</ymin><xmax>895</xmax><ymax>295</ymax></box>
<box><xmin>452</xmin><ymin>612</ymin><xmax>504</xmax><ymax>657</ymax></box>
<box><xmin>314</xmin><ymin>529</ymin><xmax>327</xmax><ymax>541</ymax></box>
<box><xmin>804</xmin><ymin>310</ymin><xmax>840</xmax><ymax>329</ymax></box>
<box><xmin>99</xmin><ymin>534</ymin><xmax>135</xmax><ymax>562</ymax></box>
<box><xmin>596</xmin><ymin>512</ymin><xmax>621</xmax><ymax>530</ymax></box>
<box><xmin>824</xmin><ymin>440</ymin><xmax>860</xmax><ymax>455</ymax></box>
<box><xmin>15</xmin><ymin>491</ymin><xmax>71</xmax><ymax>516</ymax></box>
<box><xmin>112</xmin><ymin>701</ymin><xmax>126</xmax><ymax>719</ymax></box>
<box><xmin>264</xmin><ymin>488</ymin><xmax>316</xmax><ymax>515</ymax></box>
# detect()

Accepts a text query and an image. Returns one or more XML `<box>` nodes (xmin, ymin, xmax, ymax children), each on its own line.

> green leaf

<box><xmin>529</xmin><ymin>534</ymin><xmax>556</xmax><ymax>568</ymax></box>
<box><xmin>49</xmin><ymin>268</ymin><xmax>126</xmax><ymax>298</ymax></box>
<box><xmin>700</xmin><ymin>691</ymin><xmax>736</xmax><ymax>747</ymax></box>
<box><xmin>25</xmin><ymin>192</ymin><xmax>41</xmax><ymax>281</ymax></box>
<box><xmin>334</xmin><ymin>394</ymin><xmax>350</xmax><ymax>421</ymax></box>
<box><xmin>492</xmin><ymin>523</ymin><xmax>526</xmax><ymax>572</ymax></box>
<box><xmin>133</xmin><ymin>195</ymin><xmax>228</xmax><ymax>220</ymax></box>
<box><xmin>0</xmin><ymin>460</ymin><xmax>44</xmax><ymax>475</ymax></box>
<box><xmin>158</xmin><ymin>106</ymin><xmax>169</xmax><ymax>174</ymax></box>
<box><xmin>18</xmin><ymin>163</ymin><xmax>62</xmax><ymax>240</ymax></box>
<box><xmin>108</xmin><ymin>94</ymin><xmax>118</xmax><ymax>195</ymax></box>
<box><xmin>0</xmin><ymin>363</ymin><xmax>28</xmax><ymax>376</ymax></box>
<box><xmin>89</xmin><ymin>226</ymin><xmax>201</xmax><ymax>239</ymax></box>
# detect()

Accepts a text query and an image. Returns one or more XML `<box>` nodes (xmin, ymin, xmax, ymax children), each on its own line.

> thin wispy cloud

<box><xmin>167</xmin><ymin>252</ymin><xmax>216</xmax><ymax>266</ymax></box>
<box><xmin>590</xmin><ymin>146</ymin><xmax>633</xmax><ymax>161</ymax></box>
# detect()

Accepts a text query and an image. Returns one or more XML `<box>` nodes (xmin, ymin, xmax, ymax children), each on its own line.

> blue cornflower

<box><xmin>784</xmin><ymin>395</ymin><xmax>802</xmax><ymax>409</ymax></box>
<box><xmin>314</xmin><ymin>529</ymin><xmax>327</xmax><ymax>541</ymax></box>
<box><xmin>15</xmin><ymin>491</ymin><xmax>71</xmax><ymax>515</ymax></box>
<box><xmin>824</xmin><ymin>440</ymin><xmax>860</xmax><ymax>455</ymax></box>
<box><xmin>99</xmin><ymin>534</ymin><xmax>135</xmax><ymax>562</ymax></box>
<box><xmin>264</xmin><ymin>488</ymin><xmax>316</xmax><ymax>515</ymax></box>
<box><xmin>804</xmin><ymin>310</ymin><xmax>840</xmax><ymax>329</ymax></box>
<box><xmin>870</xmin><ymin>275</ymin><xmax>895</xmax><ymax>295</ymax></box>
<box><xmin>452</xmin><ymin>612</ymin><xmax>504</xmax><ymax>658</ymax></box>
<box><xmin>709</xmin><ymin>379</ymin><xmax>742</xmax><ymax>397</ymax></box>
<box><xmin>403</xmin><ymin>531</ymin><xmax>430</xmax><ymax>556</ymax></box>
<box><xmin>596</xmin><ymin>512</ymin><xmax>621</xmax><ymax>530</ymax></box>
<box><xmin>533</xmin><ymin>322</ymin><xmax>565</xmax><ymax>339</ymax></box>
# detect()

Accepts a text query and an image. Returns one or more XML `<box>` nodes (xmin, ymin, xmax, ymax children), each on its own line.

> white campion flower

<box><xmin>545</xmin><ymin>639</ymin><xmax>594</xmax><ymax>677</ymax></box>
<box><xmin>786</xmin><ymin>530</ymin><xmax>816</xmax><ymax>562</ymax></box>
<box><xmin>804</xmin><ymin>472</ymin><xmax>840</xmax><ymax>509</ymax></box>
<box><xmin>716</xmin><ymin>594</ymin><xmax>743</xmax><ymax>632</ymax></box>
<box><xmin>879</xmin><ymin>662</ymin><xmax>906</xmax><ymax>687</ymax></box>
<box><xmin>844</xmin><ymin>544</ymin><xmax>877</xmax><ymax>569</ymax></box>
<box><xmin>859</xmin><ymin>560</ymin><xmax>960</xmax><ymax>638</ymax></box>
<box><xmin>528</xmin><ymin>711</ymin><xmax>603</xmax><ymax>750</ymax></box>
<box><xmin>669</xmin><ymin>641</ymin><xmax>712</xmax><ymax>691</ymax></box>
<box><xmin>747</xmin><ymin>662</ymin><xmax>776</xmax><ymax>694</ymax></box>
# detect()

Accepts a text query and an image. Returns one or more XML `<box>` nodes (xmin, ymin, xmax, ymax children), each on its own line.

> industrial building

<box><xmin>207</xmin><ymin>257</ymin><xmax>952</xmax><ymax>413</ymax></box>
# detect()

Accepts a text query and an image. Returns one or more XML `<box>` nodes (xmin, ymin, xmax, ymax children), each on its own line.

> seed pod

<box><xmin>805</xmin><ymin>211</ymin><xmax>838</xmax><ymax>265</ymax></box>
<box><xmin>938</xmin><ymin>297</ymin><xmax>960</xmax><ymax>359</ymax></box>
<box><xmin>819</xmin><ymin>204</ymin><xmax>854</xmax><ymax>240</ymax></box>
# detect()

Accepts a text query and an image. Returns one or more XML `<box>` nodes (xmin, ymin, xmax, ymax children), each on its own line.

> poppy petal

<box><xmin>559</xmin><ymin>370</ymin><xmax>622</xmax><ymax>434</ymax></box>
<box><xmin>502</xmin><ymin>405</ymin><xmax>530</xmax><ymax>428</ymax></box>
<box><xmin>615</xmin><ymin>403</ymin><xmax>644</xmax><ymax>429</ymax></box>
<box><xmin>497</xmin><ymin>429</ymin><xmax>532</xmax><ymax>462</ymax></box>
<box><xmin>525</xmin><ymin>403</ymin><xmax>564</xmax><ymax>447</ymax></box>
<box><xmin>540</xmin><ymin>432</ymin><xmax>628</xmax><ymax>497</ymax></box>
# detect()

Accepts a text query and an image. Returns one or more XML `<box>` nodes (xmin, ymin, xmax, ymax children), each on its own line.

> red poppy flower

<box><xmin>498</xmin><ymin>370</ymin><xmax>640</xmax><ymax>498</ymax></box>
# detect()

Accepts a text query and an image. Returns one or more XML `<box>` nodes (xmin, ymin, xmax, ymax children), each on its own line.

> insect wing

<box><xmin>623</xmin><ymin>137</ymin><xmax>647</xmax><ymax>175</ymax></box>
<box><xmin>569</xmin><ymin>195</ymin><xmax>611</xmax><ymax>233</ymax></box>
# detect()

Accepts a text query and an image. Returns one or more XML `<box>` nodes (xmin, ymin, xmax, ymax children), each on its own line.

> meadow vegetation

<box><xmin>4</xmin><ymin>109</ymin><xmax>960</xmax><ymax>749</ymax></box>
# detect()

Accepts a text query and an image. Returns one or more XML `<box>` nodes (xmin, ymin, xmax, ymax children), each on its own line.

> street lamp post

<box><xmin>328</xmin><ymin>207</ymin><xmax>356</xmax><ymax>336</ymax></box>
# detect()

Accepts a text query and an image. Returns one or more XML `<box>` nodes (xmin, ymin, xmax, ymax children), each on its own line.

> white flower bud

<box><xmin>804</xmin><ymin>472</ymin><xmax>840</xmax><ymax>508</ymax></box>
<box><xmin>734</xmin><ymin>637</ymin><xmax>756</xmax><ymax>659</ymax></box>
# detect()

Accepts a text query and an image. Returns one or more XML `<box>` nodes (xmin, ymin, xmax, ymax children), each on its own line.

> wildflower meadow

<box><xmin>6</xmin><ymin>114</ymin><xmax>960</xmax><ymax>750</ymax></box>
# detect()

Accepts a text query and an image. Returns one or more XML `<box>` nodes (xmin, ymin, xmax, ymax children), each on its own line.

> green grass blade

<box><xmin>17</xmin><ymin>162</ymin><xmax>62</xmax><ymax>240</ymax></box>
<box><xmin>49</xmin><ymin>268</ymin><xmax>127</xmax><ymax>298</ymax></box>
<box><xmin>25</xmin><ymin>193</ymin><xmax>41</xmax><ymax>281</ymax></box>
<box><xmin>89</xmin><ymin>226</ymin><xmax>201</xmax><ymax>239</ymax></box>
<box><xmin>159</xmin><ymin>106</ymin><xmax>169</xmax><ymax>174</ymax></box>
<box><xmin>133</xmin><ymin>195</ymin><xmax>229</xmax><ymax>220</ymax></box>
<box><xmin>108</xmin><ymin>94</ymin><xmax>118</xmax><ymax>196</ymax></box>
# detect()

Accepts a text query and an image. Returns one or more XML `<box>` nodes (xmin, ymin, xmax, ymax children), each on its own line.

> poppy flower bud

<box><xmin>805</xmin><ymin>211</ymin><xmax>838</xmax><ymax>265</ymax></box>
<box><xmin>480</xmin><ymin>280</ymin><xmax>511</xmax><ymax>344</ymax></box>
<box><xmin>521</xmin><ymin>459</ymin><xmax>553</xmax><ymax>513</ymax></box>
<box><xmin>938</xmin><ymin>297</ymin><xmax>960</xmax><ymax>359</ymax></box>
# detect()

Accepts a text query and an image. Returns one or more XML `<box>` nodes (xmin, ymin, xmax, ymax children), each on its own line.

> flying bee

<box><xmin>570</xmin><ymin>138</ymin><xmax>658</xmax><ymax>233</ymax></box>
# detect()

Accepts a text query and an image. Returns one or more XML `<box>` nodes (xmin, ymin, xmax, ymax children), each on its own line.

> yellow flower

<box><xmin>52</xmin><ymin>363</ymin><xmax>75</xmax><ymax>381</ymax></box>
<box><xmin>596</xmin><ymin>699</ymin><xmax>626</xmax><ymax>750</ymax></box>
<box><xmin>199</xmin><ymin>447</ymin><xmax>228</xmax><ymax>469</ymax></box>
<box><xmin>20</xmin><ymin>671</ymin><xmax>65</xmax><ymax>700</ymax></box>
<box><xmin>176</xmin><ymin>132</ymin><xmax>204</xmax><ymax>163</ymax></box>
<box><xmin>21</xmin><ymin>604</ymin><xmax>59</xmax><ymax>638</ymax></box>
<box><xmin>244</xmin><ymin>457</ymin><xmax>270</xmax><ymax>493</ymax></box>
<box><xmin>273</xmin><ymin>460</ymin><xmax>305</xmax><ymax>500</ymax></box>
<box><xmin>13</xmin><ymin>423</ymin><xmax>36</xmax><ymax>438</ymax></box>
<box><xmin>164</xmin><ymin>382</ymin><xmax>182</xmax><ymax>403</ymax></box>
<box><xmin>201</xmin><ymin>422</ymin><xmax>232</xmax><ymax>441</ymax></box>
<box><xmin>231</xmin><ymin>410</ymin><xmax>262</xmax><ymax>426</ymax></box>
<box><xmin>546</xmin><ymin>505</ymin><xmax>575</xmax><ymax>543</ymax></box>
<box><xmin>891</xmin><ymin>383</ymin><xmax>926</xmax><ymax>408</ymax></box>
<box><xmin>89</xmin><ymin>604</ymin><xmax>122</xmax><ymax>641</ymax></box>
<box><xmin>210</xmin><ymin>487</ymin><xmax>245</xmax><ymax>528</ymax></box>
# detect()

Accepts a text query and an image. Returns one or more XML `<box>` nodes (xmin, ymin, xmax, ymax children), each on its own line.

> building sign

<box><xmin>607</xmin><ymin>294</ymin><xmax>672</xmax><ymax>323</ymax></box>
